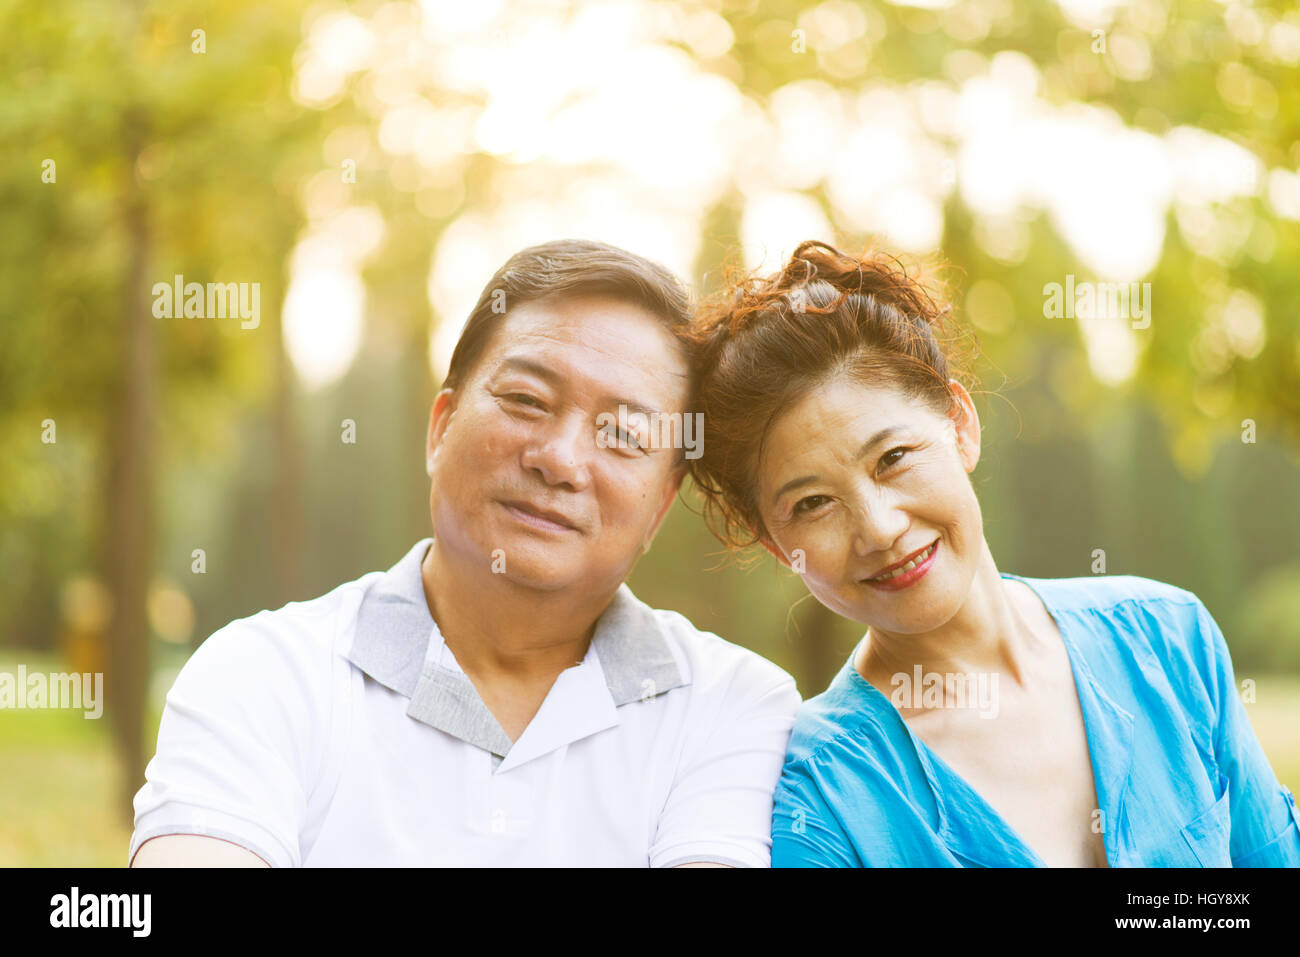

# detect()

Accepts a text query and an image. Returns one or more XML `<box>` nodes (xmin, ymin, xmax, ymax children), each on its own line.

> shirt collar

<box><xmin>345</xmin><ymin>538</ymin><xmax>689</xmax><ymax>763</ymax></box>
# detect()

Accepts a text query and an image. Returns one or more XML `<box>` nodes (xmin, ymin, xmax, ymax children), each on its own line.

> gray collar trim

<box><xmin>345</xmin><ymin>538</ymin><xmax>688</xmax><ymax>756</ymax></box>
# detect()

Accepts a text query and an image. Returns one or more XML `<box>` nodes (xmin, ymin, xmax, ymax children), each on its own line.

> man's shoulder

<box><xmin>178</xmin><ymin>567</ymin><xmax>381</xmax><ymax>693</ymax></box>
<box><xmin>632</xmin><ymin>592</ymin><xmax>797</xmax><ymax>701</ymax></box>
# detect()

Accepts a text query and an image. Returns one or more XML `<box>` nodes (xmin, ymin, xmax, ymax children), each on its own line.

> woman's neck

<box><xmin>856</xmin><ymin>540</ymin><xmax>1042</xmax><ymax>696</ymax></box>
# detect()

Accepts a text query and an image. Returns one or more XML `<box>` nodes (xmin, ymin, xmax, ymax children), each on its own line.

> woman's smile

<box><xmin>862</xmin><ymin>539</ymin><xmax>940</xmax><ymax>591</ymax></box>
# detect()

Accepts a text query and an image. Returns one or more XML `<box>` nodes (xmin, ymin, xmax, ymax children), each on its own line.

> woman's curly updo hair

<box><xmin>688</xmin><ymin>239</ymin><xmax>978</xmax><ymax>552</ymax></box>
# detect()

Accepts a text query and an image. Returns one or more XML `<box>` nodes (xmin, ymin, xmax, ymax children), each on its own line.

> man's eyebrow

<box><xmin>603</xmin><ymin>397</ymin><xmax>662</xmax><ymax>419</ymax></box>
<box><xmin>770</xmin><ymin>426</ymin><xmax>908</xmax><ymax>505</ymax></box>
<box><xmin>497</xmin><ymin>356</ymin><xmax>561</xmax><ymax>385</ymax></box>
<box><xmin>496</xmin><ymin>356</ymin><xmax>664</xmax><ymax>418</ymax></box>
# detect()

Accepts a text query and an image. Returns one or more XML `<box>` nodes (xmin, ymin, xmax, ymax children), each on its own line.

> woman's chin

<box><xmin>816</xmin><ymin>582</ymin><xmax>963</xmax><ymax>632</ymax></box>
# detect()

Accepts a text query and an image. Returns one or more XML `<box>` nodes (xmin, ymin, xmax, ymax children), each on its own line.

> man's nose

<box><xmin>519</xmin><ymin>413</ymin><xmax>593</xmax><ymax>490</ymax></box>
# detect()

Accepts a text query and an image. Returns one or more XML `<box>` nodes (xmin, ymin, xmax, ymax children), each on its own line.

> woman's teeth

<box><xmin>870</xmin><ymin>542</ymin><xmax>936</xmax><ymax>582</ymax></box>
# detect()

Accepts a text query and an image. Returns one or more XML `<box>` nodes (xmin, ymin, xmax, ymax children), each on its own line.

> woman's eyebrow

<box><xmin>854</xmin><ymin>425</ymin><xmax>907</xmax><ymax>460</ymax></box>
<box><xmin>770</xmin><ymin>426</ymin><xmax>907</xmax><ymax>505</ymax></box>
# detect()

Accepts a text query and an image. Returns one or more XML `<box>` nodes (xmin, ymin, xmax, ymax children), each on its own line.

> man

<box><xmin>130</xmin><ymin>239</ymin><xmax>802</xmax><ymax>867</ymax></box>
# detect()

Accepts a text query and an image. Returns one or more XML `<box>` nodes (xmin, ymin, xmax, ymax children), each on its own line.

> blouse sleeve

<box><xmin>771</xmin><ymin>760</ymin><xmax>862</xmax><ymax>867</ymax></box>
<box><xmin>1193</xmin><ymin>598</ymin><xmax>1300</xmax><ymax>867</ymax></box>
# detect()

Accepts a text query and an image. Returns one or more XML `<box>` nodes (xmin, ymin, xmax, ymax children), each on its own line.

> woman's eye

<box><xmin>793</xmin><ymin>494</ymin><xmax>829</xmax><ymax>515</ymax></box>
<box><xmin>879</xmin><ymin>446</ymin><xmax>910</xmax><ymax>470</ymax></box>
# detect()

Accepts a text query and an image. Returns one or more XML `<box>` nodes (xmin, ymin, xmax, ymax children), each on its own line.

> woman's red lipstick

<box><xmin>863</xmin><ymin>540</ymin><xmax>939</xmax><ymax>591</ymax></box>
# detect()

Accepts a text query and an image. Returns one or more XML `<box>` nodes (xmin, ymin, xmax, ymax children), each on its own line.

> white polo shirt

<box><xmin>130</xmin><ymin>538</ymin><xmax>801</xmax><ymax>867</ymax></box>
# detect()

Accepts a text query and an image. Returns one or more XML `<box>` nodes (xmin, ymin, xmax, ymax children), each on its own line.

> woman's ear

<box><xmin>947</xmin><ymin>379</ymin><xmax>981</xmax><ymax>473</ymax></box>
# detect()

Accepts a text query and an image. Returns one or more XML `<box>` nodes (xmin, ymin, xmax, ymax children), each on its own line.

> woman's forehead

<box><xmin>756</xmin><ymin>379</ymin><xmax>938</xmax><ymax>482</ymax></box>
<box><xmin>770</xmin><ymin>379</ymin><xmax>919</xmax><ymax>441</ymax></box>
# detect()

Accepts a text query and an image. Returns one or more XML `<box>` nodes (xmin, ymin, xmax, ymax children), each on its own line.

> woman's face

<box><xmin>754</xmin><ymin>374</ymin><xmax>984</xmax><ymax>633</ymax></box>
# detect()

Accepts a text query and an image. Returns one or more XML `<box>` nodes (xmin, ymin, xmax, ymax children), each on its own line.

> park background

<box><xmin>3</xmin><ymin>0</ymin><xmax>1299</xmax><ymax>866</ymax></box>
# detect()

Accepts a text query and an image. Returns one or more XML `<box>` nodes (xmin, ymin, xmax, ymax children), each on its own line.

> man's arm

<box><xmin>131</xmin><ymin>834</ymin><xmax>270</xmax><ymax>868</ymax></box>
<box><xmin>128</xmin><ymin>613</ymin><xmax>328</xmax><ymax>869</ymax></box>
<box><xmin>649</xmin><ymin>654</ymin><xmax>802</xmax><ymax>868</ymax></box>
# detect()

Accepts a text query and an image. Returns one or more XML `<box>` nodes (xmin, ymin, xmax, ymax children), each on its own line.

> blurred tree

<box><xmin>3</xmin><ymin>0</ymin><xmax>1300</xmax><ymax>838</ymax></box>
<box><xmin>0</xmin><ymin>0</ymin><xmax>325</xmax><ymax>821</ymax></box>
<box><xmin>719</xmin><ymin>0</ymin><xmax>1300</xmax><ymax>454</ymax></box>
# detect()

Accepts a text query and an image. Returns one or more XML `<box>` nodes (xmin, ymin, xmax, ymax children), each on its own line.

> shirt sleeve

<box><xmin>1193</xmin><ymin>598</ymin><xmax>1300</xmax><ymax>867</ymax></box>
<box><xmin>129</xmin><ymin>613</ymin><xmax>329</xmax><ymax>868</ymax></box>
<box><xmin>771</xmin><ymin>761</ymin><xmax>861</xmax><ymax>867</ymax></box>
<box><xmin>648</xmin><ymin>661</ymin><xmax>801</xmax><ymax>868</ymax></box>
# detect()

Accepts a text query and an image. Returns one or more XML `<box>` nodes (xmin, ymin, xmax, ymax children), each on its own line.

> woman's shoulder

<box><xmin>782</xmin><ymin>658</ymin><xmax>921</xmax><ymax>783</ymax></box>
<box><xmin>775</xmin><ymin>660</ymin><xmax>942</xmax><ymax>860</ymax></box>
<box><xmin>1007</xmin><ymin>573</ymin><xmax>1220</xmax><ymax>660</ymax></box>
<box><xmin>1004</xmin><ymin>572</ymin><xmax>1205</xmax><ymax>615</ymax></box>
<box><xmin>1010</xmin><ymin>573</ymin><xmax>1230</xmax><ymax>706</ymax></box>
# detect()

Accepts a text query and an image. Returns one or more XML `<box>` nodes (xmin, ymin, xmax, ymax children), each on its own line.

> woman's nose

<box><xmin>849</xmin><ymin>492</ymin><xmax>909</xmax><ymax>558</ymax></box>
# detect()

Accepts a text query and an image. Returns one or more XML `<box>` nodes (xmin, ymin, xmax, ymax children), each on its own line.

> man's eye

<box><xmin>596</xmin><ymin>424</ymin><xmax>647</xmax><ymax>455</ymax></box>
<box><xmin>609</xmin><ymin>429</ymin><xmax>647</xmax><ymax>454</ymax></box>
<box><xmin>793</xmin><ymin>494</ymin><xmax>830</xmax><ymax>515</ymax></box>
<box><xmin>504</xmin><ymin>393</ymin><xmax>544</xmax><ymax>410</ymax></box>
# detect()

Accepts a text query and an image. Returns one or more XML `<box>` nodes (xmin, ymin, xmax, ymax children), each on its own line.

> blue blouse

<box><xmin>771</xmin><ymin>574</ymin><xmax>1300</xmax><ymax>867</ymax></box>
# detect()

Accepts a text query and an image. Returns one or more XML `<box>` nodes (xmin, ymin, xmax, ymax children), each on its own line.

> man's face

<box><xmin>426</xmin><ymin>293</ymin><xmax>692</xmax><ymax>596</ymax></box>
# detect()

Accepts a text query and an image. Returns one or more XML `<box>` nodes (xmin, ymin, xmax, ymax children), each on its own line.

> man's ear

<box><xmin>947</xmin><ymin>379</ymin><xmax>981</xmax><ymax>474</ymax></box>
<box><xmin>426</xmin><ymin>387</ymin><xmax>458</xmax><ymax>475</ymax></box>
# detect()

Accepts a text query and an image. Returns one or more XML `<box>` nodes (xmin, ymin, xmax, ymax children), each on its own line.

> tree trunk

<box><xmin>270</xmin><ymin>279</ymin><xmax>303</xmax><ymax>605</ymax></box>
<box><xmin>102</xmin><ymin>107</ymin><xmax>154</xmax><ymax>826</ymax></box>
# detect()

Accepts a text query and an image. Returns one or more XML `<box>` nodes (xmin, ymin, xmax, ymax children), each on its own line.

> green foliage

<box><xmin>1237</xmin><ymin>563</ymin><xmax>1300</xmax><ymax>673</ymax></box>
<box><xmin>2</xmin><ymin>0</ymin><xmax>1298</xmax><ymax>679</ymax></box>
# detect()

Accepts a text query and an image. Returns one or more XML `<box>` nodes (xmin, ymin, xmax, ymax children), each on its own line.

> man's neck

<box><xmin>419</xmin><ymin>539</ymin><xmax>615</xmax><ymax>684</ymax></box>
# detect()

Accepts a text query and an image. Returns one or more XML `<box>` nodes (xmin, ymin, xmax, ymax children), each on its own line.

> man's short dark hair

<box><xmin>442</xmin><ymin>239</ymin><xmax>695</xmax><ymax>392</ymax></box>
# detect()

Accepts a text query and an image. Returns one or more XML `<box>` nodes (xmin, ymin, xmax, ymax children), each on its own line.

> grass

<box><xmin>1241</xmin><ymin>677</ymin><xmax>1300</xmax><ymax>793</ymax></box>
<box><xmin>0</xmin><ymin>653</ymin><xmax>169</xmax><ymax>868</ymax></box>
<box><xmin>1</xmin><ymin>656</ymin><xmax>1297</xmax><ymax>866</ymax></box>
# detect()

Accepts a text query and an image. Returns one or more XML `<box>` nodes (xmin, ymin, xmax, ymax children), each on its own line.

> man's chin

<box><xmin>487</xmin><ymin>565</ymin><xmax>588</xmax><ymax>594</ymax></box>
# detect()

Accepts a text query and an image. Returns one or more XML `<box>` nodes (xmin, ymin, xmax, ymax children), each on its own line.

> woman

<box><xmin>689</xmin><ymin>240</ymin><xmax>1300</xmax><ymax>867</ymax></box>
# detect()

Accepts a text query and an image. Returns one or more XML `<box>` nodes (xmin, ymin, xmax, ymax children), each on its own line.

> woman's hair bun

<box><xmin>687</xmin><ymin>237</ymin><xmax>978</xmax><ymax>551</ymax></box>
